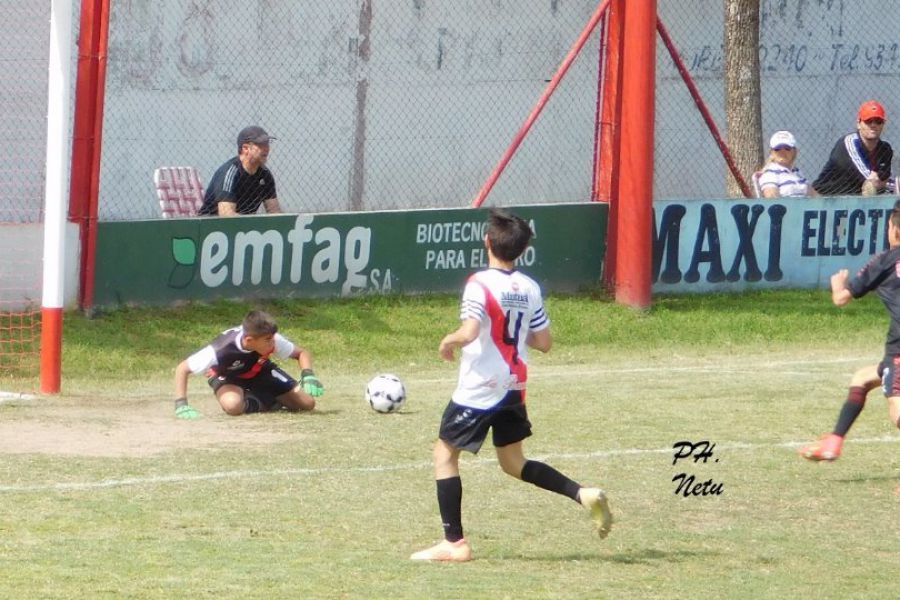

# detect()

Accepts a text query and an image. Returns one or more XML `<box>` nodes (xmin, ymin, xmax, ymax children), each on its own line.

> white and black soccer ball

<box><xmin>365</xmin><ymin>373</ymin><xmax>406</xmax><ymax>413</ymax></box>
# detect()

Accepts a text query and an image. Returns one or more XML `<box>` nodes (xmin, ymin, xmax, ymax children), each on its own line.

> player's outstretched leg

<box><xmin>800</xmin><ymin>366</ymin><xmax>880</xmax><ymax>462</ymax></box>
<box><xmin>497</xmin><ymin>443</ymin><xmax>613</xmax><ymax>538</ymax></box>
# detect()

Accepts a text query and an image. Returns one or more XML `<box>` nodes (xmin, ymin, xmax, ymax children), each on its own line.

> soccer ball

<box><xmin>365</xmin><ymin>373</ymin><xmax>406</xmax><ymax>413</ymax></box>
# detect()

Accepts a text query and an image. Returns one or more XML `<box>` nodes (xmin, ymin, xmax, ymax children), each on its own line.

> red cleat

<box><xmin>799</xmin><ymin>434</ymin><xmax>844</xmax><ymax>462</ymax></box>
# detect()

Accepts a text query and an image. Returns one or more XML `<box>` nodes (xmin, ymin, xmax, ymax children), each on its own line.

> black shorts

<box><xmin>878</xmin><ymin>356</ymin><xmax>900</xmax><ymax>397</ymax></box>
<box><xmin>438</xmin><ymin>390</ymin><xmax>532</xmax><ymax>454</ymax></box>
<box><xmin>208</xmin><ymin>362</ymin><xmax>298</xmax><ymax>409</ymax></box>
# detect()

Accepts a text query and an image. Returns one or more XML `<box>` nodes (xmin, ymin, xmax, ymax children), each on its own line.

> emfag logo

<box><xmin>168</xmin><ymin>215</ymin><xmax>392</xmax><ymax>294</ymax></box>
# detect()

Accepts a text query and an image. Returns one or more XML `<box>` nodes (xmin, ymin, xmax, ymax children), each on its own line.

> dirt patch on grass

<box><xmin>0</xmin><ymin>395</ymin><xmax>293</xmax><ymax>457</ymax></box>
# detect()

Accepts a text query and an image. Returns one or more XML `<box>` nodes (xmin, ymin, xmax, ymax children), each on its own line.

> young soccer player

<box><xmin>173</xmin><ymin>309</ymin><xmax>324</xmax><ymax>418</ymax></box>
<box><xmin>799</xmin><ymin>208</ymin><xmax>900</xmax><ymax>461</ymax></box>
<box><xmin>410</xmin><ymin>208</ymin><xmax>612</xmax><ymax>562</ymax></box>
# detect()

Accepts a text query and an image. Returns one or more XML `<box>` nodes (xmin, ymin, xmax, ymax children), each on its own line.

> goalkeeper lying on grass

<box><xmin>173</xmin><ymin>309</ymin><xmax>324</xmax><ymax>419</ymax></box>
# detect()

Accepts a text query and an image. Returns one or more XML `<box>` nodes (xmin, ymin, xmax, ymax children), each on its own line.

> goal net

<box><xmin>0</xmin><ymin>4</ymin><xmax>50</xmax><ymax>382</ymax></box>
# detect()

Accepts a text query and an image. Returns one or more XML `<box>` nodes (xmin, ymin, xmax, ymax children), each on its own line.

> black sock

<box><xmin>436</xmin><ymin>477</ymin><xmax>463</xmax><ymax>542</ymax></box>
<box><xmin>833</xmin><ymin>386</ymin><xmax>867</xmax><ymax>437</ymax></box>
<box><xmin>520</xmin><ymin>460</ymin><xmax>581</xmax><ymax>502</ymax></box>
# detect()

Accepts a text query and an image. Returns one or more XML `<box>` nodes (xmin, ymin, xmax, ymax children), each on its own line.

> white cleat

<box><xmin>579</xmin><ymin>487</ymin><xmax>613</xmax><ymax>539</ymax></box>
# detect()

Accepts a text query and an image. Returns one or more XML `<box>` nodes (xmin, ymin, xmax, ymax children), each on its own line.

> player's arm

<box><xmin>289</xmin><ymin>346</ymin><xmax>314</xmax><ymax>371</ymax></box>
<box><xmin>263</xmin><ymin>197</ymin><xmax>282</xmax><ymax>213</ymax></box>
<box><xmin>173</xmin><ymin>359</ymin><xmax>201</xmax><ymax>419</ymax></box>
<box><xmin>439</xmin><ymin>318</ymin><xmax>480</xmax><ymax>361</ymax></box>
<box><xmin>831</xmin><ymin>269</ymin><xmax>853</xmax><ymax>306</ymax></box>
<box><xmin>174</xmin><ymin>359</ymin><xmax>191</xmax><ymax>399</ymax></box>
<box><xmin>526</xmin><ymin>327</ymin><xmax>552</xmax><ymax>353</ymax></box>
<box><xmin>173</xmin><ymin>346</ymin><xmax>215</xmax><ymax>419</ymax></box>
<box><xmin>288</xmin><ymin>343</ymin><xmax>323</xmax><ymax>397</ymax></box>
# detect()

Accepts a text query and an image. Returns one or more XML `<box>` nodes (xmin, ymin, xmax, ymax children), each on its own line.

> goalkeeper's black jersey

<box><xmin>185</xmin><ymin>327</ymin><xmax>295</xmax><ymax>379</ymax></box>
<box><xmin>849</xmin><ymin>245</ymin><xmax>900</xmax><ymax>356</ymax></box>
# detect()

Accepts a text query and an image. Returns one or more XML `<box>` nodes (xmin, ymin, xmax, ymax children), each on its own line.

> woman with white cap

<box><xmin>757</xmin><ymin>130</ymin><xmax>816</xmax><ymax>198</ymax></box>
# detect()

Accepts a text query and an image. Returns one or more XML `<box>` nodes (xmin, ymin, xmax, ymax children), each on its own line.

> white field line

<box><xmin>413</xmin><ymin>356</ymin><xmax>875</xmax><ymax>384</ymax></box>
<box><xmin>32</xmin><ymin>356</ymin><xmax>872</xmax><ymax>400</ymax></box>
<box><xmin>0</xmin><ymin>391</ymin><xmax>38</xmax><ymax>402</ymax></box>
<box><xmin>1</xmin><ymin>434</ymin><xmax>897</xmax><ymax>494</ymax></box>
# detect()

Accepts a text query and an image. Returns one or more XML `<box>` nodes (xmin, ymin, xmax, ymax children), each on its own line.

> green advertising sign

<box><xmin>95</xmin><ymin>204</ymin><xmax>607</xmax><ymax>307</ymax></box>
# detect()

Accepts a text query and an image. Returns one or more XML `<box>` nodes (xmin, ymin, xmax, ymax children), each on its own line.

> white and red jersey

<box><xmin>186</xmin><ymin>326</ymin><xmax>296</xmax><ymax>379</ymax></box>
<box><xmin>451</xmin><ymin>268</ymin><xmax>550</xmax><ymax>409</ymax></box>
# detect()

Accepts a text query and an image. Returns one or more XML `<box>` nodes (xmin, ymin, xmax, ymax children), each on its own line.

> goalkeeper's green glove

<box><xmin>301</xmin><ymin>369</ymin><xmax>324</xmax><ymax>397</ymax></box>
<box><xmin>174</xmin><ymin>397</ymin><xmax>201</xmax><ymax>420</ymax></box>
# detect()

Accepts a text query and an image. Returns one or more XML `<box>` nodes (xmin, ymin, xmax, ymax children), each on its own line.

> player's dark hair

<box><xmin>486</xmin><ymin>208</ymin><xmax>533</xmax><ymax>262</ymax></box>
<box><xmin>242</xmin><ymin>310</ymin><xmax>278</xmax><ymax>337</ymax></box>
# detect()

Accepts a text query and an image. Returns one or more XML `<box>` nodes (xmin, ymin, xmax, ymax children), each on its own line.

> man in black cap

<box><xmin>198</xmin><ymin>125</ymin><xmax>283</xmax><ymax>216</ymax></box>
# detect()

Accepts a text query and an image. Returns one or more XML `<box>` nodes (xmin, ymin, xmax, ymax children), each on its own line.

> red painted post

<box><xmin>597</xmin><ymin>0</ymin><xmax>624</xmax><ymax>291</ymax></box>
<box><xmin>69</xmin><ymin>0</ymin><xmax>110</xmax><ymax>311</ymax></box>
<box><xmin>614</xmin><ymin>0</ymin><xmax>656</xmax><ymax>309</ymax></box>
<box><xmin>595</xmin><ymin>0</ymin><xmax>623</xmax><ymax>204</ymax></box>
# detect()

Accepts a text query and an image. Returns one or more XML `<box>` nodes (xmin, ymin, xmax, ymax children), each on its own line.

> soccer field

<box><xmin>1</xmin><ymin>295</ymin><xmax>898</xmax><ymax>599</ymax></box>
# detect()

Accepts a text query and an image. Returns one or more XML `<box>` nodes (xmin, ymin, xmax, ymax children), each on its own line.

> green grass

<box><xmin>1</xmin><ymin>290</ymin><xmax>899</xmax><ymax>599</ymax></box>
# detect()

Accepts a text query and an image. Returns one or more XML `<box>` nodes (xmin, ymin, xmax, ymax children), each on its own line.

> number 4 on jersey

<box><xmin>503</xmin><ymin>310</ymin><xmax>524</xmax><ymax>364</ymax></box>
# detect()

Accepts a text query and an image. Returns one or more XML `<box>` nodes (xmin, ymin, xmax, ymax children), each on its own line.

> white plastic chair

<box><xmin>153</xmin><ymin>166</ymin><xmax>205</xmax><ymax>218</ymax></box>
<box><xmin>751</xmin><ymin>171</ymin><xmax>763</xmax><ymax>198</ymax></box>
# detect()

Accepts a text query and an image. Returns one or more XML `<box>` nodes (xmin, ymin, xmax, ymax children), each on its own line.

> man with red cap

<box><xmin>813</xmin><ymin>100</ymin><xmax>893</xmax><ymax>196</ymax></box>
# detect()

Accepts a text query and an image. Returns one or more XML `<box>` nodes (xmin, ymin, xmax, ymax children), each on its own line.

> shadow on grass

<box><xmin>509</xmin><ymin>547</ymin><xmax>719</xmax><ymax>564</ymax></box>
<box><xmin>832</xmin><ymin>474</ymin><xmax>900</xmax><ymax>484</ymax></box>
<box><xmin>603</xmin><ymin>547</ymin><xmax>720</xmax><ymax>565</ymax></box>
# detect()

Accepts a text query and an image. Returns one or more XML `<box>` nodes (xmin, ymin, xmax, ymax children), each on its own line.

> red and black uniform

<box><xmin>848</xmin><ymin>246</ymin><xmax>900</xmax><ymax>395</ymax></box>
<box><xmin>186</xmin><ymin>326</ymin><xmax>298</xmax><ymax>407</ymax></box>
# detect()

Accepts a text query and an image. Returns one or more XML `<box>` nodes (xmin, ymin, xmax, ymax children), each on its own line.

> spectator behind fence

<box><xmin>758</xmin><ymin>130</ymin><xmax>816</xmax><ymax>198</ymax></box>
<box><xmin>198</xmin><ymin>126</ymin><xmax>283</xmax><ymax>216</ymax></box>
<box><xmin>813</xmin><ymin>101</ymin><xmax>893</xmax><ymax>196</ymax></box>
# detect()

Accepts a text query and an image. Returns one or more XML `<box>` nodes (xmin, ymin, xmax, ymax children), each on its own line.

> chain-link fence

<box><xmin>659</xmin><ymin>0</ymin><xmax>900</xmax><ymax>200</ymax></box>
<box><xmin>0</xmin><ymin>3</ymin><xmax>50</xmax><ymax>224</ymax></box>
<box><xmin>0</xmin><ymin>4</ymin><xmax>48</xmax><ymax>374</ymax></box>
<box><xmin>4</xmin><ymin>1</ymin><xmax>900</xmax><ymax>225</ymax></box>
<box><xmin>99</xmin><ymin>0</ymin><xmax>602</xmax><ymax>219</ymax></box>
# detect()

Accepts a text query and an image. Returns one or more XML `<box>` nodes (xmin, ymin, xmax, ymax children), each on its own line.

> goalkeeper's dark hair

<box><xmin>486</xmin><ymin>208</ymin><xmax>533</xmax><ymax>262</ymax></box>
<box><xmin>242</xmin><ymin>310</ymin><xmax>278</xmax><ymax>337</ymax></box>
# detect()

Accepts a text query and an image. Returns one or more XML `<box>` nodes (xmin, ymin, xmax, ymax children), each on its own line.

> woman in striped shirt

<box><xmin>757</xmin><ymin>130</ymin><xmax>817</xmax><ymax>198</ymax></box>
